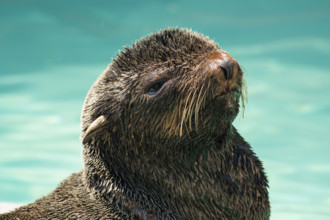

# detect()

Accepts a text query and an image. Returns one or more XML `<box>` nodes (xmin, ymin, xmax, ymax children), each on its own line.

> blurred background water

<box><xmin>0</xmin><ymin>0</ymin><xmax>329</xmax><ymax>219</ymax></box>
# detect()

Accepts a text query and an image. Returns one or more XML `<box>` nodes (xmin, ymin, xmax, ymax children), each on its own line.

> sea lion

<box><xmin>1</xmin><ymin>28</ymin><xmax>270</xmax><ymax>219</ymax></box>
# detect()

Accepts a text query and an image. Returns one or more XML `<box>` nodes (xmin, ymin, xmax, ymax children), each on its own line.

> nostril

<box><xmin>219</xmin><ymin>58</ymin><xmax>234</xmax><ymax>80</ymax></box>
<box><xmin>220</xmin><ymin>66</ymin><xmax>229</xmax><ymax>80</ymax></box>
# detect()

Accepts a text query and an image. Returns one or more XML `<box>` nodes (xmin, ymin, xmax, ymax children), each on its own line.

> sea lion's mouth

<box><xmin>218</xmin><ymin>88</ymin><xmax>240</xmax><ymax>97</ymax></box>
<box><xmin>212</xmin><ymin>88</ymin><xmax>241</xmax><ymax>109</ymax></box>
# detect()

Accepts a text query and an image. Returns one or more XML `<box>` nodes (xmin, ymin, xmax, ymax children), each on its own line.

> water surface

<box><xmin>1</xmin><ymin>0</ymin><xmax>330</xmax><ymax>219</ymax></box>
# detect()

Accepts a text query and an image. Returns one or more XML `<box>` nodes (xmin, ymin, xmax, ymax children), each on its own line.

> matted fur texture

<box><xmin>1</xmin><ymin>28</ymin><xmax>269</xmax><ymax>220</ymax></box>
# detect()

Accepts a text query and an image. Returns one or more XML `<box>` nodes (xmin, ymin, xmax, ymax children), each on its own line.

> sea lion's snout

<box><xmin>202</xmin><ymin>50</ymin><xmax>246</xmax><ymax>115</ymax></box>
<box><xmin>206</xmin><ymin>51</ymin><xmax>239</xmax><ymax>82</ymax></box>
<box><xmin>205</xmin><ymin>51</ymin><xmax>242</xmax><ymax>97</ymax></box>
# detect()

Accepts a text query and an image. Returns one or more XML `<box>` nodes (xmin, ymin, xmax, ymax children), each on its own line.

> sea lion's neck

<box><xmin>117</xmin><ymin>123</ymin><xmax>234</xmax><ymax>175</ymax></box>
<box><xmin>84</xmin><ymin>125</ymin><xmax>238</xmax><ymax>218</ymax></box>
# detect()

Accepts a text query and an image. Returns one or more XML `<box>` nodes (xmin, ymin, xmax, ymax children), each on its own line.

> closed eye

<box><xmin>146</xmin><ymin>81</ymin><xmax>167</xmax><ymax>95</ymax></box>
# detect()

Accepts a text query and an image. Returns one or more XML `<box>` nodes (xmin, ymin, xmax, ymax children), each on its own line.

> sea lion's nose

<box><xmin>219</xmin><ymin>58</ymin><xmax>234</xmax><ymax>80</ymax></box>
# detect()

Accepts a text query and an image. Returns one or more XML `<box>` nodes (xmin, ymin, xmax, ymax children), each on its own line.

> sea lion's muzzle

<box><xmin>205</xmin><ymin>51</ymin><xmax>241</xmax><ymax>96</ymax></box>
<box><xmin>206</xmin><ymin>51</ymin><xmax>239</xmax><ymax>82</ymax></box>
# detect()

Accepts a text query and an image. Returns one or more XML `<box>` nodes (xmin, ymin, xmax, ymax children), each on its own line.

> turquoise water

<box><xmin>1</xmin><ymin>0</ymin><xmax>330</xmax><ymax>219</ymax></box>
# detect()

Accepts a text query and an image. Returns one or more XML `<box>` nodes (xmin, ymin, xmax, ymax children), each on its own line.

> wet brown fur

<box><xmin>1</xmin><ymin>28</ymin><xmax>269</xmax><ymax>220</ymax></box>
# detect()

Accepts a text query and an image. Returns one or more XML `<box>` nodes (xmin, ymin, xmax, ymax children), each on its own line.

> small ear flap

<box><xmin>82</xmin><ymin>115</ymin><xmax>109</xmax><ymax>144</ymax></box>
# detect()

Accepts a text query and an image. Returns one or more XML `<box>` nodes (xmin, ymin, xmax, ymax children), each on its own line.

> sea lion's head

<box><xmin>82</xmin><ymin>28</ymin><xmax>245</xmax><ymax>142</ymax></box>
<box><xmin>80</xmin><ymin>28</ymin><xmax>246</xmax><ymax>199</ymax></box>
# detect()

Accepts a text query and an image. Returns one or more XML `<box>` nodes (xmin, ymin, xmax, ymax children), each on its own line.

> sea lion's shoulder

<box><xmin>1</xmin><ymin>172</ymin><xmax>116</xmax><ymax>219</ymax></box>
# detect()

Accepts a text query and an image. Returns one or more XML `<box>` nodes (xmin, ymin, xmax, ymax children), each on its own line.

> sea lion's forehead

<box><xmin>143</xmin><ymin>67</ymin><xmax>175</xmax><ymax>79</ymax></box>
<box><xmin>113</xmin><ymin>29</ymin><xmax>219</xmax><ymax>72</ymax></box>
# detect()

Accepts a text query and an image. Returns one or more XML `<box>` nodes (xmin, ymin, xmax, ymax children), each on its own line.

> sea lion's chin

<box><xmin>226</xmin><ymin>90</ymin><xmax>241</xmax><ymax>107</ymax></box>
